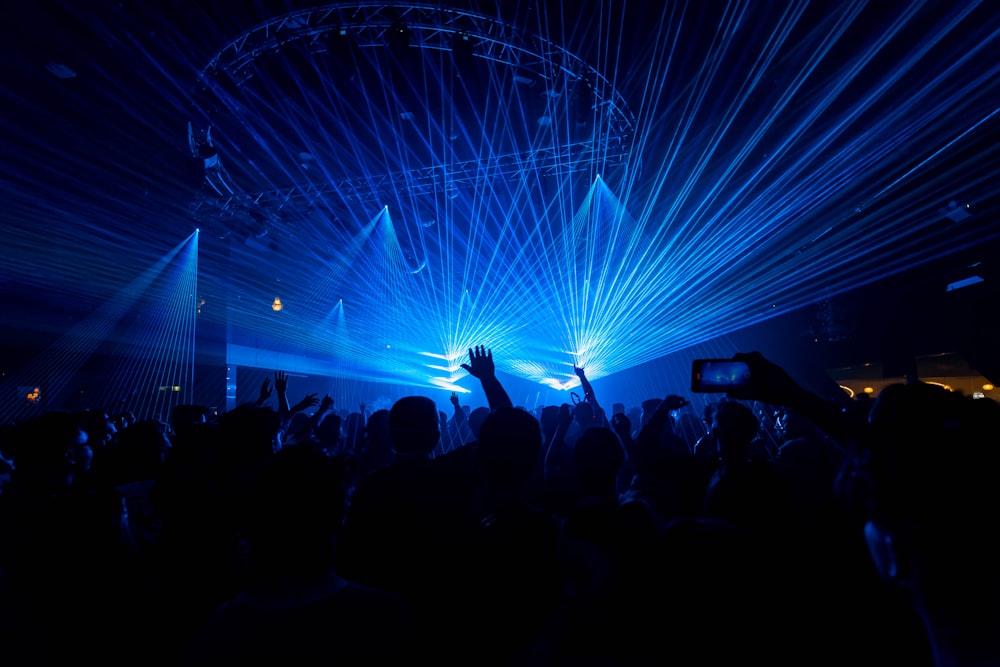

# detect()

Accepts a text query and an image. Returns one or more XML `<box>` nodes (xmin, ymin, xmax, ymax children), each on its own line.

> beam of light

<box><xmin>2</xmin><ymin>3</ymin><xmax>998</xmax><ymax>416</ymax></box>
<box><xmin>64</xmin><ymin>232</ymin><xmax>199</xmax><ymax>422</ymax></box>
<box><xmin>0</xmin><ymin>234</ymin><xmax>196</xmax><ymax>422</ymax></box>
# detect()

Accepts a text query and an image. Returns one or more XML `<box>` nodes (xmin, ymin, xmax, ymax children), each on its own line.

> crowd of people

<box><xmin>0</xmin><ymin>345</ymin><xmax>997</xmax><ymax>665</ymax></box>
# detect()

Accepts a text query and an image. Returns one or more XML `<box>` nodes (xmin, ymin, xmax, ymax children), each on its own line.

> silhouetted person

<box><xmin>339</xmin><ymin>395</ymin><xmax>470</xmax><ymax>631</ymax></box>
<box><xmin>863</xmin><ymin>382</ymin><xmax>1000</xmax><ymax>666</ymax></box>
<box><xmin>186</xmin><ymin>446</ymin><xmax>414</xmax><ymax>665</ymax></box>
<box><xmin>451</xmin><ymin>407</ymin><xmax>561</xmax><ymax>665</ymax></box>
<box><xmin>0</xmin><ymin>412</ymin><xmax>134</xmax><ymax>664</ymax></box>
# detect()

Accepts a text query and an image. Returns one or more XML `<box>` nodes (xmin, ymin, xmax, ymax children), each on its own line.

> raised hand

<box><xmin>449</xmin><ymin>392</ymin><xmax>460</xmax><ymax>409</ymax></box>
<box><xmin>291</xmin><ymin>393</ymin><xmax>320</xmax><ymax>414</ymax></box>
<box><xmin>662</xmin><ymin>394</ymin><xmax>690</xmax><ymax>412</ymax></box>
<box><xmin>257</xmin><ymin>377</ymin><xmax>273</xmax><ymax>404</ymax></box>
<box><xmin>573</xmin><ymin>364</ymin><xmax>597</xmax><ymax>405</ymax></box>
<box><xmin>461</xmin><ymin>345</ymin><xmax>496</xmax><ymax>380</ymax></box>
<box><xmin>320</xmin><ymin>394</ymin><xmax>334</xmax><ymax>412</ymax></box>
<box><xmin>727</xmin><ymin>351</ymin><xmax>801</xmax><ymax>405</ymax></box>
<box><xmin>274</xmin><ymin>370</ymin><xmax>288</xmax><ymax>394</ymax></box>
<box><xmin>611</xmin><ymin>412</ymin><xmax>631</xmax><ymax>439</ymax></box>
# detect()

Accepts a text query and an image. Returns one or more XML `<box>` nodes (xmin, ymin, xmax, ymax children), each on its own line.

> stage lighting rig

<box><xmin>187</xmin><ymin>3</ymin><xmax>635</xmax><ymax>218</ymax></box>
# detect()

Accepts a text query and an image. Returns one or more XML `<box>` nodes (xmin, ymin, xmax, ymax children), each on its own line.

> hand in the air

<box><xmin>461</xmin><ymin>345</ymin><xmax>496</xmax><ymax>380</ymax></box>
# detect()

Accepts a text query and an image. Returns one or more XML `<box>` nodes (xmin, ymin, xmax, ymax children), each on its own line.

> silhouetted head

<box><xmin>113</xmin><ymin>418</ymin><xmax>171</xmax><ymax>478</ymax></box>
<box><xmin>78</xmin><ymin>409</ymin><xmax>117</xmax><ymax>448</ymax></box>
<box><xmin>316</xmin><ymin>413</ymin><xmax>342</xmax><ymax>448</ymax></box>
<box><xmin>539</xmin><ymin>405</ymin><xmax>560</xmax><ymax>436</ymax></box>
<box><xmin>712</xmin><ymin>402</ymin><xmax>759</xmax><ymax>461</ymax></box>
<box><xmin>389</xmin><ymin>395</ymin><xmax>440</xmax><ymax>456</ymax></box>
<box><xmin>285</xmin><ymin>411</ymin><xmax>313</xmax><ymax>444</ymax></box>
<box><xmin>477</xmin><ymin>407</ymin><xmax>542</xmax><ymax>488</ymax></box>
<box><xmin>703</xmin><ymin>402</ymin><xmax>719</xmax><ymax>426</ymax></box>
<box><xmin>862</xmin><ymin>382</ymin><xmax>1000</xmax><ymax>660</ymax></box>
<box><xmin>217</xmin><ymin>404</ymin><xmax>282</xmax><ymax>461</ymax></box>
<box><xmin>865</xmin><ymin>382</ymin><xmax>998</xmax><ymax>547</ymax></box>
<box><xmin>640</xmin><ymin>398</ymin><xmax>663</xmax><ymax>425</ymax></box>
<box><xmin>573</xmin><ymin>400</ymin><xmax>595</xmax><ymax>425</ymax></box>
<box><xmin>468</xmin><ymin>406</ymin><xmax>491</xmax><ymax>440</ymax></box>
<box><xmin>574</xmin><ymin>426</ymin><xmax>625</xmax><ymax>495</ymax></box>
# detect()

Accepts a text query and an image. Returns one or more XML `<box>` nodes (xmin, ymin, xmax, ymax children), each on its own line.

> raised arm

<box><xmin>449</xmin><ymin>392</ymin><xmax>466</xmax><ymax>424</ymax></box>
<box><xmin>255</xmin><ymin>376</ymin><xmax>273</xmax><ymax>407</ymax></box>
<box><xmin>544</xmin><ymin>402</ymin><xmax>574</xmax><ymax>479</ymax></box>
<box><xmin>273</xmin><ymin>370</ymin><xmax>291</xmax><ymax>418</ymax></box>
<box><xmin>574</xmin><ymin>365</ymin><xmax>597</xmax><ymax>406</ymax></box>
<box><xmin>461</xmin><ymin>345</ymin><xmax>513</xmax><ymax>411</ymax></box>
<box><xmin>726</xmin><ymin>351</ymin><xmax>851</xmax><ymax>443</ymax></box>
<box><xmin>306</xmin><ymin>394</ymin><xmax>335</xmax><ymax>432</ymax></box>
<box><xmin>290</xmin><ymin>393</ymin><xmax>321</xmax><ymax>416</ymax></box>
<box><xmin>611</xmin><ymin>411</ymin><xmax>635</xmax><ymax>458</ymax></box>
<box><xmin>634</xmin><ymin>394</ymin><xmax>689</xmax><ymax>467</ymax></box>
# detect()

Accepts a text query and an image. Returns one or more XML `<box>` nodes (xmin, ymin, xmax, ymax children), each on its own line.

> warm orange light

<box><xmin>863</xmin><ymin>386</ymin><xmax>875</xmax><ymax>394</ymax></box>
<box><xmin>984</xmin><ymin>383</ymin><xmax>995</xmax><ymax>392</ymax></box>
<box><xmin>272</xmin><ymin>297</ymin><xmax>283</xmax><ymax>312</ymax></box>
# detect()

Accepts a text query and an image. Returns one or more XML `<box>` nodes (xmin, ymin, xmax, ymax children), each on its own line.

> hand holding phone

<box><xmin>691</xmin><ymin>359</ymin><xmax>753</xmax><ymax>393</ymax></box>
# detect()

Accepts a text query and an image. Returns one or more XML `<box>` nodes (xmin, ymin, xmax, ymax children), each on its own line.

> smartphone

<box><xmin>691</xmin><ymin>359</ymin><xmax>752</xmax><ymax>392</ymax></box>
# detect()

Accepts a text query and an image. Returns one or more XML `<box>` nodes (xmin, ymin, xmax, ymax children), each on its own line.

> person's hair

<box><xmin>713</xmin><ymin>402</ymin><xmax>758</xmax><ymax>459</ymax></box>
<box><xmin>388</xmin><ymin>395</ymin><xmax>440</xmax><ymax>454</ymax></box>
<box><xmin>574</xmin><ymin>426</ymin><xmax>625</xmax><ymax>493</ymax></box>
<box><xmin>866</xmin><ymin>383</ymin><xmax>998</xmax><ymax>533</ymax></box>
<box><xmin>477</xmin><ymin>407</ymin><xmax>542</xmax><ymax>487</ymax></box>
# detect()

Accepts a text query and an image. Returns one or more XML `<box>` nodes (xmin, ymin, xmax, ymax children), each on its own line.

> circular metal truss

<box><xmin>188</xmin><ymin>2</ymin><xmax>635</xmax><ymax>217</ymax></box>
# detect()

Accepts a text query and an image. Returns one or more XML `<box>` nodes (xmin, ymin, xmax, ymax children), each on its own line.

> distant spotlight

<box><xmin>195</xmin><ymin>228</ymin><xmax>200</xmax><ymax>233</ymax></box>
<box><xmin>387</xmin><ymin>21</ymin><xmax>411</xmax><ymax>51</ymax></box>
<box><xmin>863</xmin><ymin>386</ymin><xmax>874</xmax><ymax>394</ymax></box>
<box><xmin>984</xmin><ymin>383</ymin><xmax>995</xmax><ymax>391</ymax></box>
<box><xmin>272</xmin><ymin>297</ymin><xmax>283</xmax><ymax>312</ymax></box>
